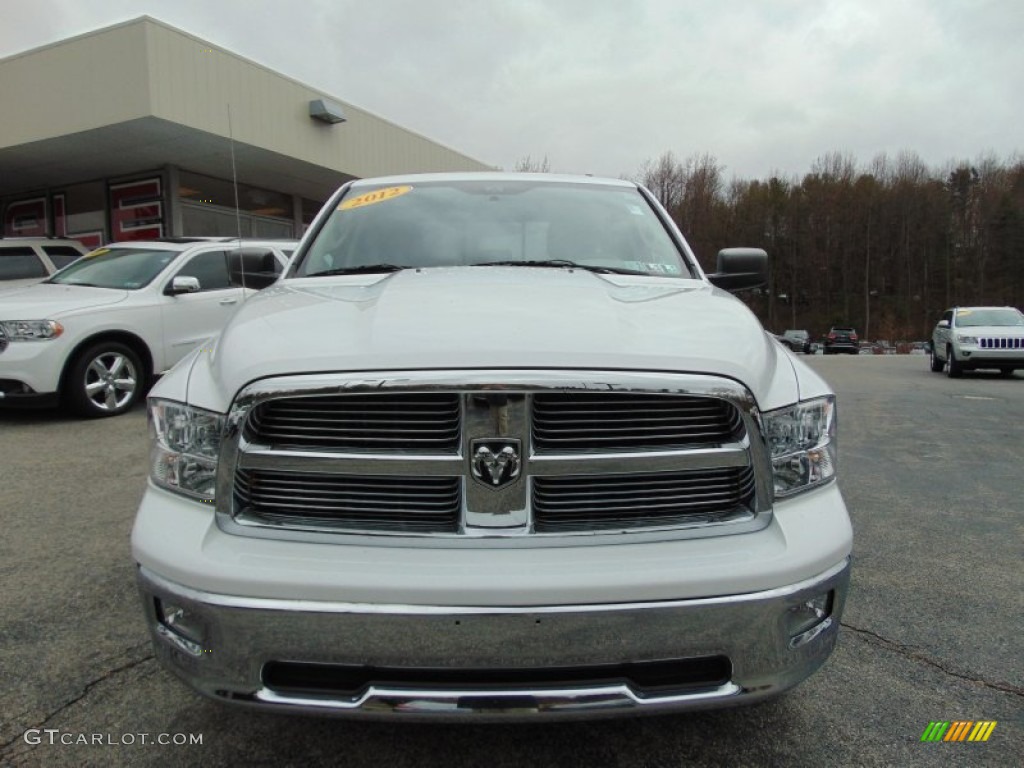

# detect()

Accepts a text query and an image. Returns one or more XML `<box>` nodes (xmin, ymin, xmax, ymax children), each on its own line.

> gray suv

<box><xmin>930</xmin><ymin>306</ymin><xmax>1024</xmax><ymax>377</ymax></box>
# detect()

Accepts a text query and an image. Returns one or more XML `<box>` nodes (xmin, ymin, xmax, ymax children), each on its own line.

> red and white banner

<box><xmin>3</xmin><ymin>197</ymin><xmax>48</xmax><ymax>236</ymax></box>
<box><xmin>110</xmin><ymin>178</ymin><xmax>163</xmax><ymax>241</ymax></box>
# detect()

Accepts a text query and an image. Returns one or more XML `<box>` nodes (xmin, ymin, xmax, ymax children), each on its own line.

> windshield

<box><xmin>955</xmin><ymin>308</ymin><xmax>1024</xmax><ymax>328</ymax></box>
<box><xmin>48</xmin><ymin>247</ymin><xmax>179</xmax><ymax>289</ymax></box>
<box><xmin>295</xmin><ymin>180</ymin><xmax>692</xmax><ymax>278</ymax></box>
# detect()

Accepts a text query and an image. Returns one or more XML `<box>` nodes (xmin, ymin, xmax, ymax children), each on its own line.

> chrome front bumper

<box><xmin>138</xmin><ymin>558</ymin><xmax>850</xmax><ymax>720</ymax></box>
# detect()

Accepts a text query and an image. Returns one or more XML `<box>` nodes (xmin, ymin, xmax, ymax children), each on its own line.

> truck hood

<box><xmin>180</xmin><ymin>268</ymin><xmax>803</xmax><ymax>411</ymax></box>
<box><xmin>0</xmin><ymin>282</ymin><xmax>129</xmax><ymax>317</ymax></box>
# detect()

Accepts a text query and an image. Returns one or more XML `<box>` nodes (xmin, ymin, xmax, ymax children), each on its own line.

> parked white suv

<box><xmin>0</xmin><ymin>237</ymin><xmax>89</xmax><ymax>289</ymax></box>
<box><xmin>132</xmin><ymin>174</ymin><xmax>852</xmax><ymax>719</ymax></box>
<box><xmin>0</xmin><ymin>238</ymin><xmax>295</xmax><ymax>415</ymax></box>
<box><xmin>930</xmin><ymin>306</ymin><xmax>1024</xmax><ymax>378</ymax></box>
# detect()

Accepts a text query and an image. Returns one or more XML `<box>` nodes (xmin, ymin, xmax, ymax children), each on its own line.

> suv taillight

<box><xmin>828</xmin><ymin>333</ymin><xmax>836</xmax><ymax>340</ymax></box>
<box><xmin>850</xmin><ymin>333</ymin><xmax>858</xmax><ymax>341</ymax></box>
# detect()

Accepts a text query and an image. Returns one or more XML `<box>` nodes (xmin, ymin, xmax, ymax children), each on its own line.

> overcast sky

<box><xmin>4</xmin><ymin>0</ymin><xmax>1022</xmax><ymax>181</ymax></box>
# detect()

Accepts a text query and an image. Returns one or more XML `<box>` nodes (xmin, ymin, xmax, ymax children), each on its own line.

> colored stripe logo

<box><xmin>921</xmin><ymin>721</ymin><xmax>997</xmax><ymax>742</ymax></box>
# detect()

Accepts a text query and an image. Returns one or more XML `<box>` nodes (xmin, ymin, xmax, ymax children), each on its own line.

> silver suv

<box><xmin>930</xmin><ymin>306</ymin><xmax>1024</xmax><ymax>378</ymax></box>
<box><xmin>0</xmin><ymin>237</ymin><xmax>89</xmax><ymax>289</ymax></box>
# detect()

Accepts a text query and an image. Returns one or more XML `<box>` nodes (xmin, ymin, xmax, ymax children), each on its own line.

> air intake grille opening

<box><xmin>262</xmin><ymin>656</ymin><xmax>732</xmax><ymax>698</ymax></box>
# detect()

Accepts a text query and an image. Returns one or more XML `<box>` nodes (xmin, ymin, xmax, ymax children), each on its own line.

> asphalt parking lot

<box><xmin>1</xmin><ymin>355</ymin><xmax>1021</xmax><ymax>767</ymax></box>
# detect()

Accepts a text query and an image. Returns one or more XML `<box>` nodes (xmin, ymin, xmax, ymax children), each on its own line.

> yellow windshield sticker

<box><xmin>84</xmin><ymin>248</ymin><xmax>110</xmax><ymax>258</ymax></box>
<box><xmin>339</xmin><ymin>185</ymin><xmax>413</xmax><ymax>211</ymax></box>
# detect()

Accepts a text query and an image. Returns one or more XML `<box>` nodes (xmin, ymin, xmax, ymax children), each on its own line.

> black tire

<box><xmin>66</xmin><ymin>342</ymin><xmax>144</xmax><ymax>417</ymax></box>
<box><xmin>946</xmin><ymin>346</ymin><xmax>963</xmax><ymax>378</ymax></box>
<box><xmin>930</xmin><ymin>347</ymin><xmax>944</xmax><ymax>372</ymax></box>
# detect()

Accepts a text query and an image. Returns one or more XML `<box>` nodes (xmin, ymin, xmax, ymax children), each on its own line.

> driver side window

<box><xmin>173</xmin><ymin>250</ymin><xmax>232</xmax><ymax>291</ymax></box>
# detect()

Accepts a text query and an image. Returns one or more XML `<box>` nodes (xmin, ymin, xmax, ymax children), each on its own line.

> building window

<box><xmin>178</xmin><ymin>171</ymin><xmax>294</xmax><ymax>238</ymax></box>
<box><xmin>56</xmin><ymin>182</ymin><xmax>106</xmax><ymax>247</ymax></box>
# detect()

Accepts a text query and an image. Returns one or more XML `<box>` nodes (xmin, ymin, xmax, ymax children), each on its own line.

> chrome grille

<box><xmin>532</xmin><ymin>393</ymin><xmax>743</xmax><ymax>452</ymax></box>
<box><xmin>221</xmin><ymin>371</ymin><xmax>772</xmax><ymax>545</ymax></box>
<box><xmin>979</xmin><ymin>337</ymin><xmax>1024</xmax><ymax>349</ymax></box>
<box><xmin>246</xmin><ymin>393</ymin><xmax>460</xmax><ymax>452</ymax></box>
<box><xmin>234</xmin><ymin>469</ymin><xmax>460</xmax><ymax>532</ymax></box>
<box><xmin>533</xmin><ymin>467</ymin><xmax>756</xmax><ymax>532</ymax></box>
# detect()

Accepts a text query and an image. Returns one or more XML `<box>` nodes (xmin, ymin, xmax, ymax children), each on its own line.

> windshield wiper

<box><xmin>471</xmin><ymin>259</ymin><xmax>649</xmax><ymax>276</ymax></box>
<box><xmin>304</xmin><ymin>264</ymin><xmax>407</xmax><ymax>277</ymax></box>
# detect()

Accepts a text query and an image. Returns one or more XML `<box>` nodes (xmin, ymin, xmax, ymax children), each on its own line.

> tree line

<box><xmin>635</xmin><ymin>150</ymin><xmax>1024</xmax><ymax>341</ymax></box>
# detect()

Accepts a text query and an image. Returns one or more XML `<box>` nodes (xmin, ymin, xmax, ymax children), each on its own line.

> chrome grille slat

<box><xmin>532</xmin><ymin>468</ymin><xmax>756</xmax><ymax>532</ymax></box>
<box><xmin>235</xmin><ymin>469</ymin><xmax>460</xmax><ymax>532</ymax></box>
<box><xmin>979</xmin><ymin>337</ymin><xmax>1023</xmax><ymax>349</ymax></box>
<box><xmin>248</xmin><ymin>394</ymin><xmax>461</xmax><ymax>452</ymax></box>
<box><xmin>532</xmin><ymin>393</ymin><xmax>742</xmax><ymax>452</ymax></box>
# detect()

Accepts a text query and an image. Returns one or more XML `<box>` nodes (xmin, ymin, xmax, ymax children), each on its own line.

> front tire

<box><xmin>930</xmin><ymin>347</ymin><xmax>944</xmax><ymax>372</ymax></box>
<box><xmin>66</xmin><ymin>342</ymin><xmax>144</xmax><ymax>417</ymax></box>
<box><xmin>946</xmin><ymin>346</ymin><xmax>963</xmax><ymax>378</ymax></box>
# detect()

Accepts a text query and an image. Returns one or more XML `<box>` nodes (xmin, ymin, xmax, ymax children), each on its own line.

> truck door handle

<box><xmin>219</xmin><ymin>298</ymin><xmax>238</xmax><ymax>305</ymax></box>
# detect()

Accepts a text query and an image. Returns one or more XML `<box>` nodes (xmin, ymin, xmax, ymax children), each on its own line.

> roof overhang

<box><xmin>0</xmin><ymin>116</ymin><xmax>352</xmax><ymax>201</ymax></box>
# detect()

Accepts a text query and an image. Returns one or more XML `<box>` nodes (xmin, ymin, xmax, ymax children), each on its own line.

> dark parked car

<box><xmin>824</xmin><ymin>327</ymin><xmax>859</xmax><ymax>354</ymax></box>
<box><xmin>780</xmin><ymin>330</ymin><xmax>811</xmax><ymax>354</ymax></box>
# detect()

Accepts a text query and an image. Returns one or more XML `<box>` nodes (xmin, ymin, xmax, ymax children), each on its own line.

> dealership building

<box><xmin>0</xmin><ymin>16</ymin><xmax>492</xmax><ymax>247</ymax></box>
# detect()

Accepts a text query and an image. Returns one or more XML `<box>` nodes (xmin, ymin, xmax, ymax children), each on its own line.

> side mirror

<box><xmin>707</xmin><ymin>248</ymin><xmax>768</xmax><ymax>292</ymax></box>
<box><xmin>166</xmin><ymin>276</ymin><xmax>201</xmax><ymax>295</ymax></box>
<box><xmin>936</xmin><ymin>320</ymin><xmax>950</xmax><ymax>329</ymax></box>
<box><xmin>229</xmin><ymin>248</ymin><xmax>280</xmax><ymax>290</ymax></box>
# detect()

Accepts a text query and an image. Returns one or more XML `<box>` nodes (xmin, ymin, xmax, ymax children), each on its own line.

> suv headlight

<box><xmin>149</xmin><ymin>399</ymin><xmax>224</xmax><ymax>501</ymax></box>
<box><xmin>762</xmin><ymin>396</ymin><xmax>837</xmax><ymax>497</ymax></box>
<box><xmin>957</xmin><ymin>334</ymin><xmax>978</xmax><ymax>345</ymax></box>
<box><xmin>0</xmin><ymin>319</ymin><xmax>64</xmax><ymax>340</ymax></box>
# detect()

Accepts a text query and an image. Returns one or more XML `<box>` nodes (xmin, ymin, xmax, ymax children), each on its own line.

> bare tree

<box><xmin>636</xmin><ymin>151</ymin><xmax>686</xmax><ymax>212</ymax></box>
<box><xmin>513</xmin><ymin>155</ymin><xmax>551</xmax><ymax>173</ymax></box>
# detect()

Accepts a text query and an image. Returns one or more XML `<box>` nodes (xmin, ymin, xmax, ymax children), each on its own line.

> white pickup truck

<box><xmin>132</xmin><ymin>174</ymin><xmax>852</xmax><ymax>719</ymax></box>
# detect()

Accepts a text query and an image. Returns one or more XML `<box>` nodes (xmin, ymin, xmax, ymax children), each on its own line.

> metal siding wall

<box><xmin>0</xmin><ymin>24</ymin><xmax>152</xmax><ymax>149</ymax></box>
<box><xmin>142</xmin><ymin>20</ymin><xmax>490</xmax><ymax>178</ymax></box>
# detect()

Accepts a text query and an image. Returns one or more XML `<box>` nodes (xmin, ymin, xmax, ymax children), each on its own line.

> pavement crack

<box><xmin>842</xmin><ymin>621</ymin><xmax>1023</xmax><ymax>697</ymax></box>
<box><xmin>0</xmin><ymin>642</ymin><xmax>155</xmax><ymax>752</ymax></box>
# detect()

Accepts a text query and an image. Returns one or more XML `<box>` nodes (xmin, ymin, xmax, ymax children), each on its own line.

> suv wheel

<box><xmin>946</xmin><ymin>345</ymin><xmax>963</xmax><ymax>379</ymax></box>
<box><xmin>930</xmin><ymin>347</ymin><xmax>944</xmax><ymax>372</ymax></box>
<box><xmin>66</xmin><ymin>342</ymin><xmax>144</xmax><ymax>417</ymax></box>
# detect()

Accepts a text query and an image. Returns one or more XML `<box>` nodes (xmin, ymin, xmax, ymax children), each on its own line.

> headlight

<box><xmin>957</xmin><ymin>335</ymin><xmax>978</xmax><ymax>344</ymax></box>
<box><xmin>0</xmin><ymin>319</ymin><xmax>64</xmax><ymax>340</ymax></box>
<box><xmin>149</xmin><ymin>399</ymin><xmax>224</xmax><ymax>501</ymax></box>
<box><xmin>762</xmin><ymin>396</ymin><xmax>837</xmax><ymax>497</ymax></box>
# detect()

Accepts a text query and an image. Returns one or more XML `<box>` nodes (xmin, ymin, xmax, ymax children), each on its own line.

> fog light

<box><xmin>786</xmin><ymin>591</ymin><xmax>833</xmax><ymax>648</ymax></box>
<box><xmin>155</xmin><ymin>598</ymin><xmax>207</xmax><ymax>655</ymax></box>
